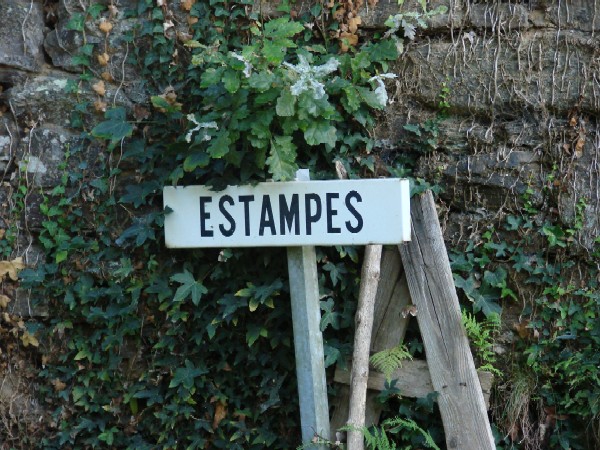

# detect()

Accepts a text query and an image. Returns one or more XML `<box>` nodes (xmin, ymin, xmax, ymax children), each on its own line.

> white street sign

<box><xmin>163</xmin><ymin>178</ymin><xmax>410</xmax><ymax>248</ymax></box>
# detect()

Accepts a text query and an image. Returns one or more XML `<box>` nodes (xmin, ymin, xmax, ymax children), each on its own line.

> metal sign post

<box><xmin>287</xmin><ymin>169</ymin><xmax>329</xmax><ymax>447</ymax></box>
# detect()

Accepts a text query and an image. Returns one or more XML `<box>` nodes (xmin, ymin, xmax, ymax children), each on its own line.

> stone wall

<box><xmin>368</xmin><ymin>0</ymin><xmax>600</xmax><ymax>251</ymax></box>
<box><xmin>0</xmin><ymin>0</ymin><xmax>598</xmax><ymax>443</ymax></box>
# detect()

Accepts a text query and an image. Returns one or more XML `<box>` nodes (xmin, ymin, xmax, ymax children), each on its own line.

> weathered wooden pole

<box><xmin>346</xmin><ymin>244</ymin><xmax>382</xmax><ymax>450</ymax></box>
<box><xmin>287</xmin><ymin>169</ymin><xmax>330</xmax><ymax>447</ymax></box>
<box><xmin>398</xmin><ymin>191</ymin><xmax>495</xmax><ymax>450</ymax></box>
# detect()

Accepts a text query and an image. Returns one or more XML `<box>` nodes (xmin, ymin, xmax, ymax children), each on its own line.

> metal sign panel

<box><xmin>163</xmin><ymin>178</ymin><xmax>410</xmax><ymax>248</ymax></box>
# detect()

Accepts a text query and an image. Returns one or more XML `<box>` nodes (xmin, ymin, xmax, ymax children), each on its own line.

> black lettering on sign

<box><xmin>199</xmin><ymin>196</ymin><xmax>214</xmax><ymax>237</ymax></box>
<box><xmin>238</xmin><ymin>195</ymin><xmax>255</xmax><ymax>236</ymax></box>
<box><xmin>279</xmin><ymin>194</ymin><xmax>300</xmax><ymax>235</ymax></box>
<box><xmin>326</xmin><ymin>193</ymin><xmax>341</xmax><ymax>234</ymax></box>
<box><xmin>305</xmin><ymin>193</ymin><xmax>322</xmax><ymax>235</ymax></box>
<box><xmin>218</xmin><ymin>195</ymin><xmax>236</xmax><ymax>237</ymax></box>
<box><xmin>259</xmin><ymin>195</ymin><xmax>276</xmax><ymax>236</ymax></box>
<box><xmin>345</xmin><ymin>190</ymin><xmax>363</xmax><ymax>233</ymax></box>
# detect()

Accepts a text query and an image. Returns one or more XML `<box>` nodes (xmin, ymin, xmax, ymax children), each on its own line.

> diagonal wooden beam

<box><xmin>398</xmin><ymin>191</ymin><xmax>494</xmax><ymax>450</ymax></box>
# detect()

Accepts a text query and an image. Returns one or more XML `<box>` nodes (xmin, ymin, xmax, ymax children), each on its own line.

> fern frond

<box><xmin>369</xmin><ymin>344</ymin><xmax>412</xmax><ymax>381</ymax></box>
<box><xmin>380</xmin><ymin>417</ymin><xmax>441</xmax><ymax>450</ymax></box>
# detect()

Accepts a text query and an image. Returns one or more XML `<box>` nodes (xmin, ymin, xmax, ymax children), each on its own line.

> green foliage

<box><xmin>13</xmin><ymin>0</ymin><xmax>444</xmax><ymax>447</ymax></box>
<box><xmin>177</xmin><ymin>30</ymin><xmax>398</xmax><ymax>184</ymax></box>
<box><xmin>369</xmin><ymin>344</ymin><xmax>412</xmax><ymax>382</ymax></box>
<box><xmin>361</xmin><ymin>416</ymin><xmax>440</xmax><ymax>450</ymax></box>
<box><xmin>461</xmin><ymin>311</ymin><xmax>501</xmax><ymax>375</ymax></box>
<box><xmin>451</xmin><ymin>186</ymin><xmax>600</xmax><ymax>448</ymax></box>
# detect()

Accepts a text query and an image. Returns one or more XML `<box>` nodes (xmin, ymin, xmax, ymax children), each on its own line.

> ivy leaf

<box><xmin>91</xmin><ymin>119</ymin><xmax>133</xmax><ymax>144</ymax></box>
<box><xmin>323</xmin><ymin>344</ymin><xmax>341</xmax><ymax>368</ymax></box>
<box><xmin>171</xmin><ymin>270</ymin><xmax>208</xmax><ymax>305</ymax></box>
<box><xmin>303</xmin><ymin>121</ymin><xmax>337</xmax><ymax>147</ymax></box>
<box><xmin>120</xmin><ymin>181</ymin><xmax>161</xmax><ymax>207</ymax></box>
<box><xmin>267</xmin><ymin>136</ymin><xmax>297</xmax><ymax>181</ymax></box>
<box><xmin>183</xmin><ymin>151</ymin><xmax>210</xmax><ymax>172</ymax></box>
<box><xmin>65</xmin><ymin>13</ymin><xmax>85</xmax><ymax>31</ymax></box>
<box><xmin>246</xmin><ymin>324</ymin><xmax>268</xmax><ymax>347</ymax></box>
<box><xmin>320</xmin><ymin>298</ymin><xmax>341</xmax><ymax>331</ymax></box>
<box><xmin>483</xmin><ymin>267</ymin><xmax>507</xmax><ymax>288</ymax></box>
<box><xmin>454</xmin><ymin>274</ymin><xmax>502</xmax><ymax>317</ymax></box>
<box><xmin>169</xmin><ymin>359</ymin><xmax>208</xmax><ymax>389</ymax></box>
<box><xmin>323</xmin><ymin>261</ymin><xmax>347</xmax><ymax>287</ymax></box>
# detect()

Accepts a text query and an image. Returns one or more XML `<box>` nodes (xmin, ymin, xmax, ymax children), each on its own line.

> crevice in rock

<box><xmin>43</xmin><ymin>0</ymin><xmax>59</xmax><ymax>30</ymax></box>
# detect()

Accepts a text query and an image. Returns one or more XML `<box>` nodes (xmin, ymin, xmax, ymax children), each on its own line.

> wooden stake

<box><xmin>346</xmin><ymin>244</ymin><xmax>382</xmax><ymax>450</ymax></box>
<box><xmin>399</xmin><ymin>191</ymin><xmax>495</xmax><ymax>450</ymax></box>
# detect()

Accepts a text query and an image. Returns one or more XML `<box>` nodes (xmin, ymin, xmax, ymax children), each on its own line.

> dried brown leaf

<box><xmin>574</xmin><ymin>136</ymin><xmax>585</xmax><ymax>158</ymax></box>
<box><xmin>212</xmin><ymin>402</ymin><xmax>227</xmax><ymax>429</ymax></box>
<box><xmin>181</xmin><ymin>0</ymin><xmax>196</xmax><ymax>11</ymax></box>
<box><xmin>21</xmin><ymin>331</ymin><xmax>39</xmax><ymax>348</ymax></box>
<box><xmin>0</xmin><ymin>294</ymin><xmax>10</xmax><ymax>309</ymax></box>
<box><xmin>97</xmin><ymin>52</ymin><xmax>110</xmax><ymax>66</ymax></box>
<box><xmin>94</xmin><ymin>100</ymin><xmax>108</xmax><ymax>113</ymax></box>
<box><xmin>52</xmin><ymin>378</ymin><xmax>67</xmax><ymax>391</ymax></box>
<box><xmin>339</xmin><ymin>32</ymin><xmax>358</xmax><ymax>52</ymax></box>
<box><xmin>133</xmin><ymin>105</ymin><xmax>150</xmax><ymax>122</ymax></box>
<box><xmin>0</xmin><ymin>257</ymin><xmax>25</xmax><ymax>281</ymax></box>
<box><xmin>98</xmin><ymin>19</ymin><xmax>113</xmax><ymax>34</ymax></box>
<box><xmin>100</xmin><ymin>71</ymin><xmax>114</xmax><ymax>82</ymax></box>
<box><xmin>92</xmin><ymin>80</ymin><xmax>106</xmax><ymax>97</ymax></box>
<box><xmin>108</xmin><ymin>4</ymin><xmax>119</xmax><ymax>18</ymax></box>
<box><xmin>348</xmin><ymin>16</ymin><xmax>362</xmax><ymax>34</ymax></box>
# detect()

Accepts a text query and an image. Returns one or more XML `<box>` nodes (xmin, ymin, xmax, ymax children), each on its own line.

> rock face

<box><xmin>365</xmin><ymin>0</ymin><xmax>600</xmax><ymax>250</ymax></box>
<box><xmin>0</xmin><ymin>0</ymin><xmax>45</xmax><ymax>72</ymax></box>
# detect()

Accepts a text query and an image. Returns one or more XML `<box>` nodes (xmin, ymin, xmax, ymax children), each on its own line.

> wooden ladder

<box><xmin>329</xmin><ymin>191</ymin><xmax>495</xmax><ymax>450</ymax></box>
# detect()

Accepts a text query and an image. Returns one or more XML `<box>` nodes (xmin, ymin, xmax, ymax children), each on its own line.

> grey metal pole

<box><xmin>287</xmin><ymin>169</ymin><xmax>330</xmax><ymax>448</ymax></box>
